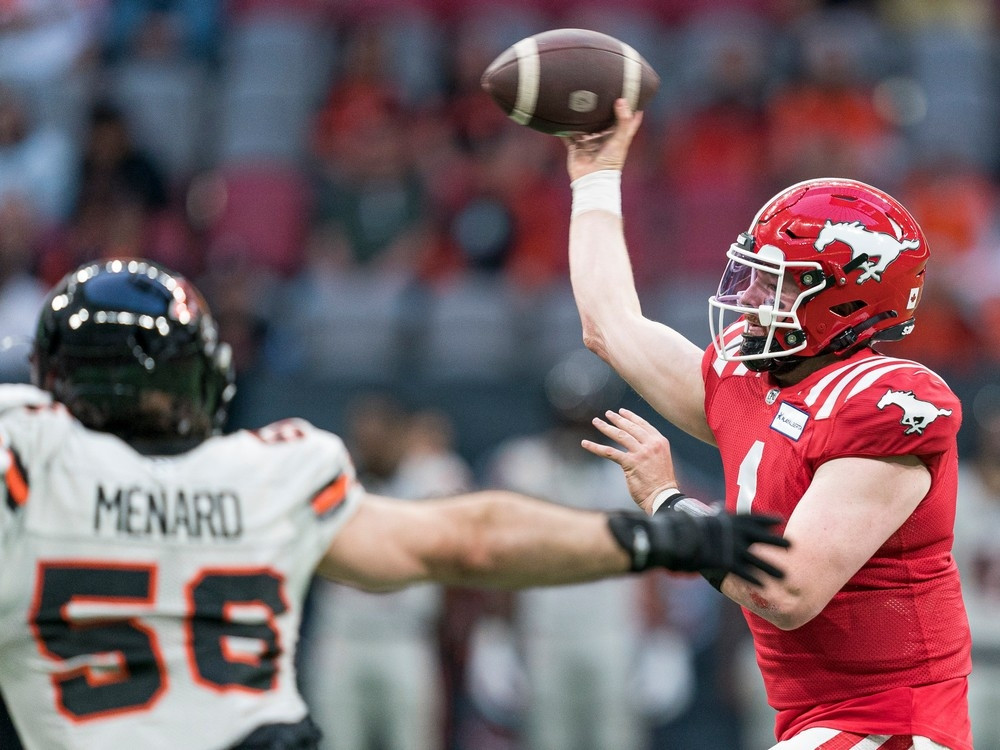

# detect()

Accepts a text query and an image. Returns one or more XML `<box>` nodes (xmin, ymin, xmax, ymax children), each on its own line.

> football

<box><xmin>481</xmin><ymin>28</ymin><xmax>660</xmax><ymax>136</ymax></box>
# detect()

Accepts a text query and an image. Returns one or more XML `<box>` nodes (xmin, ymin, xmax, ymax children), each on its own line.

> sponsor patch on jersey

<box><xmin>770</xmin><ymin>402</ymin><xmax>809</xmax><ymax>441</ymax></box>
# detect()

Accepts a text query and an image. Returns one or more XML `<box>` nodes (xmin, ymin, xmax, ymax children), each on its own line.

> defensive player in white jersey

<box><xmin>0</xmin><ymin>258</ymin><xmax>788</xmax><ymax>750</ymax></box>
<box><xmin>561</xmin><ymin>99</ymin><xmax>972</xmax><ymax>749</ymax></box>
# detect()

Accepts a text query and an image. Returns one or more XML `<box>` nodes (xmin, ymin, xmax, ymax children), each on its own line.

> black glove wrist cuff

<box><xmin>653</xmin><ymin>493</ymin><xmax>718</xmax><ymax>518</ymax></box>
<box><xmin>700</xmin><ymin>568</ymin><xmax>726</xmax><ymax>591</ymax></box>
<box><xmin>607</xmin><ymin>512</ymin><xmax>654</xmax><ymax>572</ymax></box>
<box><xmin>652</xmin><ymin>495</ymin><xmax>727</xmax><ymax>590</ymax></box>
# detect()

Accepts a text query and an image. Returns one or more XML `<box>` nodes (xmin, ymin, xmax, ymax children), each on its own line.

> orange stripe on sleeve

<box><xmin>5</xmin><ymin>450</ymin><xmax>28</xmax><ymax>507</ymax></box>
<box><xmin>311</xmin><ymin>474</ymin><xmax>349</xmax><ymax>516</ymax></box>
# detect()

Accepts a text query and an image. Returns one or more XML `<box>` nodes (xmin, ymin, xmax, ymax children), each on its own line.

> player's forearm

<box><xmin>569</xmin><ymin>206</ymin><xmax>643</xmax><ymax>356</ymax></box>
<box><xmin>428</xmin><ymin>491</ymin><xmax>631</xmax><ymax>589</ymax></box>
<box><xmin>321</xmin><ymin>491</ymin><xmax>786</xmax><ymax>593</ymax></box>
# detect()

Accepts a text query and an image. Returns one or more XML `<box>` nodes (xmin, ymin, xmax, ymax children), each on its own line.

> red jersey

<box><xmin>702</xmin><ymin>335</ymin><xmax>972</xmax><ymax>749</ymax></box>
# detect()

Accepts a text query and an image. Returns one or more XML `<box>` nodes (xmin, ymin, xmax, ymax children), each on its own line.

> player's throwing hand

<box><xmin>564</xmin><ymin>99</ymin><xmax>643</xmax><ymax>181</ymax></box>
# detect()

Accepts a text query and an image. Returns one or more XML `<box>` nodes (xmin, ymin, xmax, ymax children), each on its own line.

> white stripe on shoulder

<box><xmin>803</xmin><ymin>357</ymin><xmax>889</xmax><ymax>407</ymax></box>
<box><xmin>512</xmin><ymin>38</ymin><xmax>540</xmax><ymax>125</ymax></box>
<box><xmin>813</xmin><ymin>361</ymin><xmax>897</xmax><ymax>419</ymax></box>
<box><xmin>719</xmin><ymin>322</ymin><xmax>745</xmax><ymax>351</ymax></box>
<box><xmin>712</xmin><ymin>321</ymin><xmax>750</xmax><ymax>377</ymax></box>
<box><xmin>712</xmin><ymin>355</ymin><xmax>727</xmax><ymax>377</ymax></box>
<box><xmin>768</xmin><ymin>728</ymin><xmax>913</xmax><ymax>750</ymax></box>
<box><xmin>855</xmin><ymin>736</ymin><xmax>894</xmax><ymax>750</ymax></box>
<box><xmin>814</xmin><ymin>358</ymin><xmax>925</xmax><ymax>420</ymax></box>
<box><xmin>843</xmin><ymin>362</ymin><xmax>925</xmax><ymax>403</ymax></box>
<box><xmin>620</xmin><ymin>42</ymin><xmax>642</xmax><ymax>110</ymax></box>
<box><xmin>712</xmin><ymin>354</ymin><xmax>750</xmax><ymax>378</ymax></box>
<box><xmin>723</xmin><ymin>321</ymin><xmax>745</xmax><ymax>339</ymax></box>
<box><xmin>912</xmin><ymin>736</ymin><xmax>950</xmax><ymax>750</ymax></box>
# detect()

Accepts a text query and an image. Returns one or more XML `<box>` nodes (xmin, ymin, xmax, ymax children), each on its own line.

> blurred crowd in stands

<box><xmin>3</xmin><ymin>0</ymin><xmax>1000</xmax><ymax>748</ymax></box>
<box><xmin>3</xmin><ymin>0</ymin><xmax>1000</xmax><ymax>387</ymax></box>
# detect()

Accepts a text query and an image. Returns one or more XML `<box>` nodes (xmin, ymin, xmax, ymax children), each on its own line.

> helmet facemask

<box><xmin>709</xmin><ymin>233</ymin><xmax>828</xmax><ymax>371</ymax></box>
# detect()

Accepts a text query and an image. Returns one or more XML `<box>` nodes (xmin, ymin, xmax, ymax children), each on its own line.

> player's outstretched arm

<box><xmin>565</xmin><ymin>99</ymin><xmax>712</xmax><ymax>444</ymax></box>
<box><xmin>316</xmin><ymin>491</ymin><xmax>786</xmax><ymax>592</ymax></box>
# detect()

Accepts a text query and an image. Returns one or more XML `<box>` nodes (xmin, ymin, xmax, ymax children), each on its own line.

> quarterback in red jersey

<box><xmin>562</xmin><ymin>99</ymin><xmax>972</xmax><ymax>749</ymax></box>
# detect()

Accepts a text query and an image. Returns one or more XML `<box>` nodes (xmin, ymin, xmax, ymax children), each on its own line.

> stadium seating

<box><xmin>206</xmin><ymin>163</ymin><xmax>311</xmax><ymax>276</ymax></box>
<box><xmin>106</xmin><ymin>59</ymin><xmax>211</xmax><ymax>184</ymax></box>
<box><xmin>216</xmin><ymin>14</ymin><xmax>335</xmax><ymax>162</ymax></box>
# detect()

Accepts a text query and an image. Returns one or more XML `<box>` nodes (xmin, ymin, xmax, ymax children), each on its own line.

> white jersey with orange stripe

<box><xmin>0</xmin><ymin>384</ymin><xmax>362</xmax><ymax>750</ymax></box>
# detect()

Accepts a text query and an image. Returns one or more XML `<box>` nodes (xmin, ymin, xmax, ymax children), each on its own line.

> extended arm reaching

<box><xmin>317</xmin><ymin>489</ymin><xmax>786</xmax><ymax>592</ymax></box>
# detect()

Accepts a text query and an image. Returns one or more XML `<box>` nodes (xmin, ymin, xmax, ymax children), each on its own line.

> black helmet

<box><xmin>32</xmin><ymin>259</ymin><xmax>235</xmax><ymax>442</ymax></box>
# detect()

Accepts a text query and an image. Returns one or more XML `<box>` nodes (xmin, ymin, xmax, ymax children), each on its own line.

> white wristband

<box><xmin>650</xmin><ymin>487</ymin><xmax>683</xmax><ymax>514</ymax></box>
<box><xmin>570</xmin><ymin>169</ymin><xmax>622</xmax><ymax>218</ymax></box>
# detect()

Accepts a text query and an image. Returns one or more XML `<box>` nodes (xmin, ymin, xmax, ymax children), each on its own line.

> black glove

<box><xmin>607</xmin><ymin>510</ymin><xmax>788</xmax><ymax>585</ymax></box>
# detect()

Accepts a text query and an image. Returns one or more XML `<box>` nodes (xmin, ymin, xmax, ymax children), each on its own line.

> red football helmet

<box><xmin>709</xmin><ymin>178</ymin><xmax>929</xmax><ymax>371</ymax></box>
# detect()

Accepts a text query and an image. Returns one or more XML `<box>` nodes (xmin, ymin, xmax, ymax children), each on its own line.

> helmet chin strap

<box><xmin>739</xmin><ymin>335</ymin><xmax>807</xmax><ymax>374</ymax></box>
<box><xmin>742</xmin><ymin>309</ymin><xmax>901</xmax><ymax>375</ymax></box>
<box><xmin>825</xmin><ymin>310</ymin><xmax>899</xmax><ymax>353</ymax></box>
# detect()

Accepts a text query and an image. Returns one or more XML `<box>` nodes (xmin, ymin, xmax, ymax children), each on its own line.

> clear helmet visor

<box><xmin>708</xmin><ymin>240</ymin><xmax>825</xmax><ymax>362</ymax></box>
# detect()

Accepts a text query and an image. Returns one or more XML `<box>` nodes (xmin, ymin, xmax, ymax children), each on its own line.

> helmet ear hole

<box><xmin>830</xmin><ymin>300</ymin><xmax>866</xmax><ymax>317</ymax></box>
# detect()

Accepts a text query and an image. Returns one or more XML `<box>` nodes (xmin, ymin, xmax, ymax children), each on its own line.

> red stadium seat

<box><xmin>207</xmin><ymin>163</ymin><xmax>310</xmax><ymax>277</ymax></box>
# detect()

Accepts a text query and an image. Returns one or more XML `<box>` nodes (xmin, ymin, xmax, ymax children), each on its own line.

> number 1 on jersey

<box><xmin>736</xmin><ymin>440</ymin><xmax>765</xmax><ymax>514</ymax></box>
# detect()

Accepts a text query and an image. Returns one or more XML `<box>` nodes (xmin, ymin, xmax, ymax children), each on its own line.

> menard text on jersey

<box><xmin>94</xmin><ymin>484</ymin><xmax>243</xmax><ymax>539</ymax></box>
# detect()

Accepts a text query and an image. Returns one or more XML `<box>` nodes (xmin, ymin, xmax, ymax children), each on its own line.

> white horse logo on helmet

<box><xmin>814</xmin><ymin>220</ymin><xmax>920</xmax><ymax>283</ymax></box>
<box><xmin>876</xmin><ymin>389</ymin><xmax>952</xmax><ymax>435</ymax></box>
